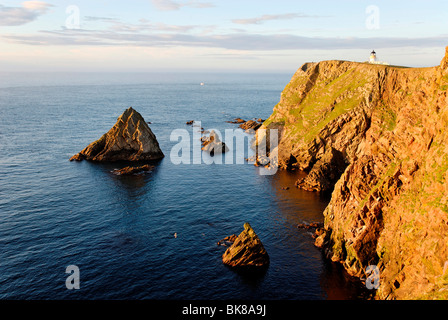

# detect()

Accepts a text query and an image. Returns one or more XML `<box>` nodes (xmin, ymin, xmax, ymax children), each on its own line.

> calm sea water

<box><xmin>0</xmin><ymin>72</ymin><xmax>368</xmax><ymax>300</ymax></box>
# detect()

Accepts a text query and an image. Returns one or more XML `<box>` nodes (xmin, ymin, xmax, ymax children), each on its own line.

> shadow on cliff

<box><xmin>319</xmin><ymin>254</ymin><xmax>376</xmax><ymax>300</ymax></box>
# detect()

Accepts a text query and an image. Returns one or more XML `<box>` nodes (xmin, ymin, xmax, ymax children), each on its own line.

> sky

<box><xmin>0</xmin><ymin>0</ymin><xmax>447</xmax><ymax>72</ymax></box>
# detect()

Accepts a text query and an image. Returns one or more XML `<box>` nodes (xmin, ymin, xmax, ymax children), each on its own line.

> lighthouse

<box><xmin>369</xmin><ymin>50</ymin><xmax>377</xmax><ymax>63</ymax></box>
<box><xmin>367</xmin><ymin>50</ymin><xmax>389</xmax><ymax>65</ymax></box>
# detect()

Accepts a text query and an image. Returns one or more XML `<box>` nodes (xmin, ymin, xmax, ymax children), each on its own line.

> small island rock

<box><xmin>201</xmin><ymin>130</ymin><xmax>229</xmax><ymax>155</ymax></box>
<box><xmin>70</xmin><ymin>107</ymin><xmax>164</xmax><ymax>162</ymax></box>
<box><xmin>222</xmin><ymin>223</ymin><xmax>269</xmax><ymax>268</ymax></box>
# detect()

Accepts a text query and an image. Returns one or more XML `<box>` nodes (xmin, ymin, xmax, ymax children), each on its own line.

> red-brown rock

<box><xmin>112</xmin><ymin>164</ymin><xmax>154</xmax><ymax>175</ymax></box>
<box><xmin>70</xmin><ymin>107</ymin><xmax>164</xmax><ymax>162</ymax></box>
<box><xmin>222</xmin><ymin>223</ymin><xmax>269</xmax><ymax>268</ymax></box>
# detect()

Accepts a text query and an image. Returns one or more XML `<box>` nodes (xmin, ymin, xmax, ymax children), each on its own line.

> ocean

<box><xmin>0</xmin><ymin>72</ymin><xmax>368</xmax><ymax>300</ymax></box>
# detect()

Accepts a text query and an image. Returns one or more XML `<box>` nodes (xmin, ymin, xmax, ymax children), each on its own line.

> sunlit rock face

<box><xmin>70</xmin><ymin>107</ymin><xmax>164</xmax><ymax>162</ymax></box>
<box><xmin>263</xmin><ymin>47</ymin><xmax>448</xmax><ymax>299</ymax></box>
<box><xmin>222</xmin><ymin>223</ymin><xmax>269</xmax><ymax>268</ymax></box>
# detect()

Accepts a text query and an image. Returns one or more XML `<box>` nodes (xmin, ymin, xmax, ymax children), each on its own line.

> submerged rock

<box><xmin>297</xmin><ymin>222</ymin><xmax>324</xmax><ymax>229</ymax></box>
<box><xmin>112</xmin><ymin>164</ymin><xmax>153</xmax><ymax>175</ymax></box>
<box><xmin>70</xmin><ymin>107</ymin><xmax>164</xmax><ymax>162</ymax></box>
<box><xmin>226</xmin><ymin>118</ymin><xmax>246</xmax><ymax>124</ymax></box>
<box><xmin>222</xmin><ymin>223</ymin><xmax>269</xmax><ymax>268</ymax></box>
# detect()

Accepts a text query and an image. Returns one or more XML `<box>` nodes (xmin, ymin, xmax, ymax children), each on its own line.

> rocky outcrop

<box><xmin>263</xmin><ymin>47</ymin><xmax>448</xmax><ymax>299</ymax></box>
<box><xmin>239</xmin><ymin>120</ymin><xmax>262</xmax><ymax>132</ymax></box>
<box><xmin>222</xmin><ymin>223</ymin><xmax>269</xmax><ymax>268</ymax></box>
<box><xmin>227</xmin><ymin>118</ymin><xmax>264</xmax><ymax>131</ymax></box>
<box><xmin>201</xmin><ymin>130</ymin><xmax>229</xmax><ymax>155</ymax></box>
<box><xmin>70</xmin><ymin>107</ymin><xmax>164</xmax><ymax>162</ymax></box>
<box><xmin>226</xmin><ymin>118</ymin><xmax>246</xmax><ymax>124</ymax></box>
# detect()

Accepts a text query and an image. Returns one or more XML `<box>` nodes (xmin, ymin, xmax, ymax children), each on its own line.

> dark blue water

<box><xmin>0</xmin><ymin>72</ymin><xmax>367</xmax><ymax>300</ymax></box>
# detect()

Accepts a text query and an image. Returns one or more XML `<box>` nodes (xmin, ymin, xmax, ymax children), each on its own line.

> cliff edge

<box><xmin>261</xmin><ymin>47</ymin><xmax>448</xmax><ymax>299</ymax></box>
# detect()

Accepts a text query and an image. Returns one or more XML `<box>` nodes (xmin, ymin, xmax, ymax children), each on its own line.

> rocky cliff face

<box><xmin>262</xmin><ymin>47</ymin><xmax>448</xmax><ymax>299</ymax></box>
<box><xmin>70</xmin><ymin>107</ymin><xmax>164</xmax><ymax>162</ymax></box>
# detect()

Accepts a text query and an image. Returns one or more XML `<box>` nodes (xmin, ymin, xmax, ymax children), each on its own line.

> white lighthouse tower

<box><xmin>369</xmin><ymin>50</ymin><xmax>377</xmax><ymax>63</ymax></box>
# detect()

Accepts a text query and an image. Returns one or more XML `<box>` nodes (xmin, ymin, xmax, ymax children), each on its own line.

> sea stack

<box><xmin>222</xmin><ymin>223</ymin><xmax>269</xmax><ymax>268</ymax></box>
<box><xmin>70</xmin><ymin>107</ymin><xmax>164</xmax><ymax>162</ymax></box>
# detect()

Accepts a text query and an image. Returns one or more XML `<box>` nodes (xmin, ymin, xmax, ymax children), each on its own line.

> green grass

<box><xmin>378</xmin><ymin>104</ymin><xmax>397</xmax><ymax>132</ymax></box>
<box><xmin>418</xmin><ymin>289</ymin><xmax>448</xmax><ymax>300</ymax></box>
<box><xmin>282</xmin><ymin>66</ymin><xmax>369</xmax><ymax>144</ymax></box>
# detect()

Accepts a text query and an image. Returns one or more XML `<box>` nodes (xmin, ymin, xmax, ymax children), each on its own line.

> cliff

<box><xmin>261</xmin><ymin>47</ymin><xmax>448</xmax><ymax>299</ymax></box>
<box><xmin>70</xmin><ymin>107</ymin><xmax>164</xmax><ymax>162</ymax></box>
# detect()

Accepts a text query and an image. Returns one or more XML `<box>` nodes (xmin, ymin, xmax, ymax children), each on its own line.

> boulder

<box><xmin>222</xmin><ymin>223</ymin><xmax>269</xmax><ymax>268</ymax></box>
<box><xmin>201</xmin><ymin>130</ymin><xmax>229</xmax><ymax>155</ymax></box>
<box><xmin>70</xmin><ymin>107</ymin><xmax>164</xmax><ymax>162</ymax></box>
<box><xmin>226</xmin><ymin>118</ymin><xmax>246</xmax><ymax>124</ymax></box>
<box><xmin>239</xmin><ymin>120</ymin><xmax>262</xmax><ymax>132</ymax></box>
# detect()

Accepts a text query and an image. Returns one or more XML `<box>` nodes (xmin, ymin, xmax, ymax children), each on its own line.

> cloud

<box><xmin>82</xmin><ymin>17</ymin><xmax>203</xmax><ymax>34</ymax></box>
<box><xmin>84</xmin><ymin>16</ymin><xmax>120</xmax><ymax>23</ymax></box>
<box><xmin>3</xmin><ymin>28</ymin><xmax>448</xmax><ymax>53</ymax></box>
<box><xmin>232</xmin><ymin>13</ymin><xmax>318</xmax><ymax>25</ymax></box>
<box><xmin>22</xmin><ymin>1</ymin><xmax>51</xmax><ymax>10</ymax></box>
<box><xmin>0</xmin><ymin>1</ymin><xmax>52</xmax><ymax>26</ymax></box>
<box><xmin>150</xmin><ymin>0</ymin><xmax>214</xmax><ymax>11</ymax></box>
